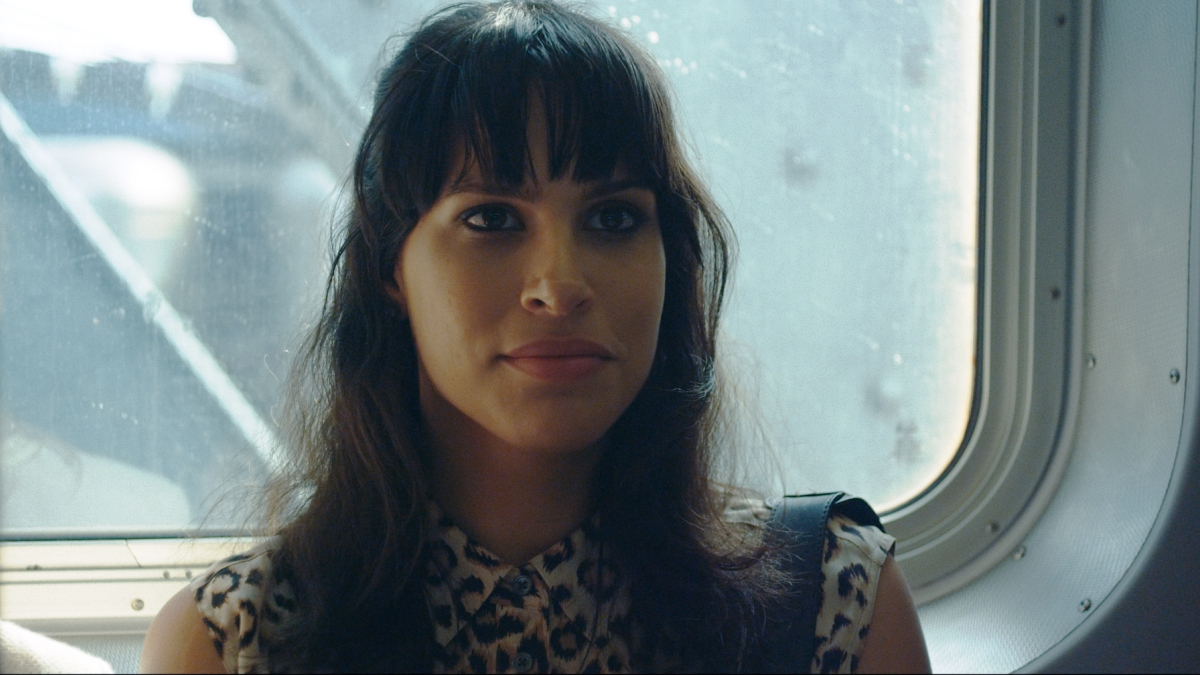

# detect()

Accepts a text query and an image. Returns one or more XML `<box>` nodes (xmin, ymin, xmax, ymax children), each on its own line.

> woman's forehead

<box><xmin>442</xmin><ymin>159</ymin><xmax>647</xmax><ymax>199</ymax></box>
<box><xmin>436</xmin><ymin>79</ymin><xmax>659</xmax><ymax>195</ymax></box>
<box><xmin>442</xmin><ymin>119</ymin><xmax>647</xmax><ymax>197</ymax></box>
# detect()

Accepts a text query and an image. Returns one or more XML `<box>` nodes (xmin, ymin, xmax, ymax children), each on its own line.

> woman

<box><xmin>141</xmin><ymin>1</ymin><xmax>930</xmax><ymax>672</ymax></box>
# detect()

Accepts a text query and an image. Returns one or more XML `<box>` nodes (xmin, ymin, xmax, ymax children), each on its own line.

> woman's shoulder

<box><xmin>824</xmin><ymin>506</ymin><xmax>895</xmax><ymax>570</ymax></box>
<box><xmin>721</xmin><ymin>493</ymin><xmax>894</xmax><ymax>552</ymax></box>
<box><xmin>721</xmin><ymin>492</ymin><xmax>776</xmax><ymax>526</ymax></box>
<box><xmin>722</xmin><ymin>494</ymin><xmax>896</xmax><ymax>674</ymax></box>
<box><xmin>189</xmin><ymin>537</ymin><xmax>287</xmax><ymax>613</ymax></box>
<box><xmin>814</xmin><ymin>505</ymin><xmax>896</xmax><ymax>674</ymax></box>
<box><xmin>188</xmin><ymin>537</ymin><xmax>298</xmax><ymax>673</ymax></box>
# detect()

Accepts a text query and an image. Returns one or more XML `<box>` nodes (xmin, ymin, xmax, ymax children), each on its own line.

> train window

<box><xmin>1</xmin><ymin>0</ymin><xmax>306</xmax><ymax>537</ymax></box>
<box><xmin>0</xmin><ymin>0</ymin><xmax>982</xmax><ymax>538</ymax></box>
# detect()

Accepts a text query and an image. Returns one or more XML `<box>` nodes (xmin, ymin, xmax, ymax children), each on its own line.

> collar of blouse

<box><xmin>422</xmin><ymin>502</ymin><xmax>625</xmax><ymax>649</ymax></box>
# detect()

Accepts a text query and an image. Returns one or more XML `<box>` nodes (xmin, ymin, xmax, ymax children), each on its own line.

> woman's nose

<box><xmin>520</xmin><ymin>235</ymin><xmax>594</xmax><ymax>316</ymax></box>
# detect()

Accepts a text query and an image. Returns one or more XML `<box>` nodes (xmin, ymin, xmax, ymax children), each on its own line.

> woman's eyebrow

<box><xmin>443</xmin><ymin>180</ymin><xmax>537</xmax><ymax>199</ymax></box>
<box><xmin>585</xmin><ymin>179</ymin><xmax>656</xmax><ymax>198</ymax></box>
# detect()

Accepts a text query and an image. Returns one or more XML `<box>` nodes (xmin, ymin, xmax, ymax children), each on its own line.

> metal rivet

<box><xmin>1170</xmin><ymin>369</ymin><xmax>1181</xmax><ymax>384</ymax></box>
<box><xmin>1086</xmin><ymin>354</ymin><xmax>1097</xmax><ymax>369</ymax></box>
<box><xmin>1050</xmin><ymin>286</ymin><xmax>1061</xmax><ymax>300</ymax></box>
<box><xmin>1013</xmin><ymin>546</ymin><xmax>1027</xmax><ymax>560</ymax></box>
<box><xmin>163</xmin><ymin>570</ymin><xmax>170</xmax><ymax>579</ymax></box>
<box><xmin>1078</xmin><ymin>598</ymin><xmax>1092</xmax><ymax>612</ymax></box>
<box><xmin>1056</xmin><ymin>13</ymin><xmax>1067</xmax><ymax>27</ymax></box>
<box><xmin>185</xmin><ymin>570</ymin><xmax>193</xmax><ymax>579</ymax></box>
<box><xmin>985</xmin><ymin>521</ymin><xmax>1000</xmax><ymax>535</ymax></box>
<box><xmin>131</xmin><ymin>598</ymin><xmax>145</xmax><ymax>611</ymax></box>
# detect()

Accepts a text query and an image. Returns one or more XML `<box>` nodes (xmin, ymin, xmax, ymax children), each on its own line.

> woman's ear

<box><xmin>385</xmin><ymin>263</ymin><xmax>408</xmax><ymax>317</ymax></box>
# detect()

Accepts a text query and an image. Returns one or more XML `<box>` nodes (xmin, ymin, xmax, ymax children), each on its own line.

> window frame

<box><xmin>886</xmin><ymin>0</ymin><xmax>1090</xmax><ymax>600</ymax></box>
<box><xmin>0</xmin><ymin>538</ymin><xmax>253</xmax><ymax>634</ymax></box>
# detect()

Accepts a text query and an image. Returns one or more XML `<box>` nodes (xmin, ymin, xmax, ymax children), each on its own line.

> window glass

<box><xmin>0</xmin><ymin>0</ymin><xmax>980</xmax><ymax>536</ymax></box>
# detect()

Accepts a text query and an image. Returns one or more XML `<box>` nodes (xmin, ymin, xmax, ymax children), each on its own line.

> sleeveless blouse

<box><xmin>189</xmin><ymin>500</ymin><xmax>894</xmax><ymax>673</ymax></box>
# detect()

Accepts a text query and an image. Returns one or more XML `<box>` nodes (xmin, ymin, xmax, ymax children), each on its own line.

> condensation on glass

<box><xmin>0</xmin><ymin>0</ymin><xmax>981</xmax><ymax>536</ymax></box>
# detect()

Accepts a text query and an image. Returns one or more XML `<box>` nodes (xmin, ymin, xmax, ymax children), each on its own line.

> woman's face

<box><xmin>391</xmin><ymin>112</ymin><xmax>666</xmax><ymax>457</ymax></box>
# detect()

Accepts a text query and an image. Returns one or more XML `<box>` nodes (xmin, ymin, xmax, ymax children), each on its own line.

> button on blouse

<box><xmin>422</xmin><ymin>502</ymin><xmax>636</xmax><ymax>673</ymax></box>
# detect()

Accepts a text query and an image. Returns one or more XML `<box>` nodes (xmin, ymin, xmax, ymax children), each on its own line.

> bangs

<box><xmin>375</xmin><ymin>1</ymin><xmax>673</xmax><ymax>211</ymax></box>
<box><xmin>452</xmin><ymin>4</ymin><xmax>667</xmax><ymax>187</ymax></box>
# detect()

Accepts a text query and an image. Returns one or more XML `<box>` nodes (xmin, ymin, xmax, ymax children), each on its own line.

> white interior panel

<box><xmin>918</xmin><ymin>2</ymin><xmax>1197</xmax><ymax>671</ymax></box>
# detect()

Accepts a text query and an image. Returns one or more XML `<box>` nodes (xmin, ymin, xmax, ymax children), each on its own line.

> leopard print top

<box><xmin>189</xmin><ymin>500</ymin><xmax>894</xmax><ymax>673</ymax></box>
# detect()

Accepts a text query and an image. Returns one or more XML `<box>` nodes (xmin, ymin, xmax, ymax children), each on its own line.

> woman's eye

<box><xmin>587</xmin><ymin>204</ymin><xmax>640</xmax><ymax>233</ymax></box>
<box><xmin>462</xmin><ymin>206</ymin><xmax>520</xmax><ymax>232</ymax></box>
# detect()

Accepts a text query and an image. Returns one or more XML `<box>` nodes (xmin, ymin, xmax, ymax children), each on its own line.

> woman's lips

<box><xmin>502</xmin><ymin>339</ymin><xmax>615</xmax><ymax>383</ymax></box>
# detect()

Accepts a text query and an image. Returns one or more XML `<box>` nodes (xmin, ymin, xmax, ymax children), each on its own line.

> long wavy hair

<box><xmin>267</xmin><ymin>1</ymin><xmax>783</xmax><ymax>671</ymax></box>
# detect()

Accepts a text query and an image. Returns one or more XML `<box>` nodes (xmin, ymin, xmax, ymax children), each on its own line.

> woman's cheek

<box><xmin>400</xmin><ymin>234</ymin><xmax>475</xmax><ymax>380</ymax></box>
<box><xmin>419</xmin><ymin>248</ymin><xmax>508</xmax><ymax>374</ymax></box>
<box><xmin>620</xmin><ymin>241</ymin><xmax>667</xmax><ymax>384</ymax></box>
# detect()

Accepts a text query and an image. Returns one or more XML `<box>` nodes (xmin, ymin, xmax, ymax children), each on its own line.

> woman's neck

<box><xmin>430</xmin><ymin>438</ymin><xmax>600</xmax><ymax>565</ymax></box>
<box><xmin>420</xmin><ymin>382</ymin><xmax>601</xmax><ymax>565</ymax></box>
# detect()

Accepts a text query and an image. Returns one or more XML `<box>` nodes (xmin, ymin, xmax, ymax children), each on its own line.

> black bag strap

<box><xmin>760</xmin><ymin>492</ymin><xmax>885</xmax><ymax>674</ymax></box>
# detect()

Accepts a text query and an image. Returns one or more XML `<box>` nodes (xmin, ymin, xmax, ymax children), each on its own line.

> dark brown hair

<box><xmin>268</xmin><ymin>1</ymin><xmax>781</xmax><ymax>670</ymax></box>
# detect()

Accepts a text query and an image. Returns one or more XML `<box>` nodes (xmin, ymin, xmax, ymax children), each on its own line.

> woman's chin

<box><xmin>479</xmin><ymin>392</ymin><xmax>631</xmax><ymax>456</ymax></box>
<box><xmin>494</xmin><ymin>420</ymin><xmax>611</xmax><ymax>458</ymax></box>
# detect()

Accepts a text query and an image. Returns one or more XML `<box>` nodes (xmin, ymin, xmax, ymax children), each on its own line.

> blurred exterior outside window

<box><xmin>0</xmin><ymin>0</ymin><xmax>982</xmax><ymax>537</ymax></box>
